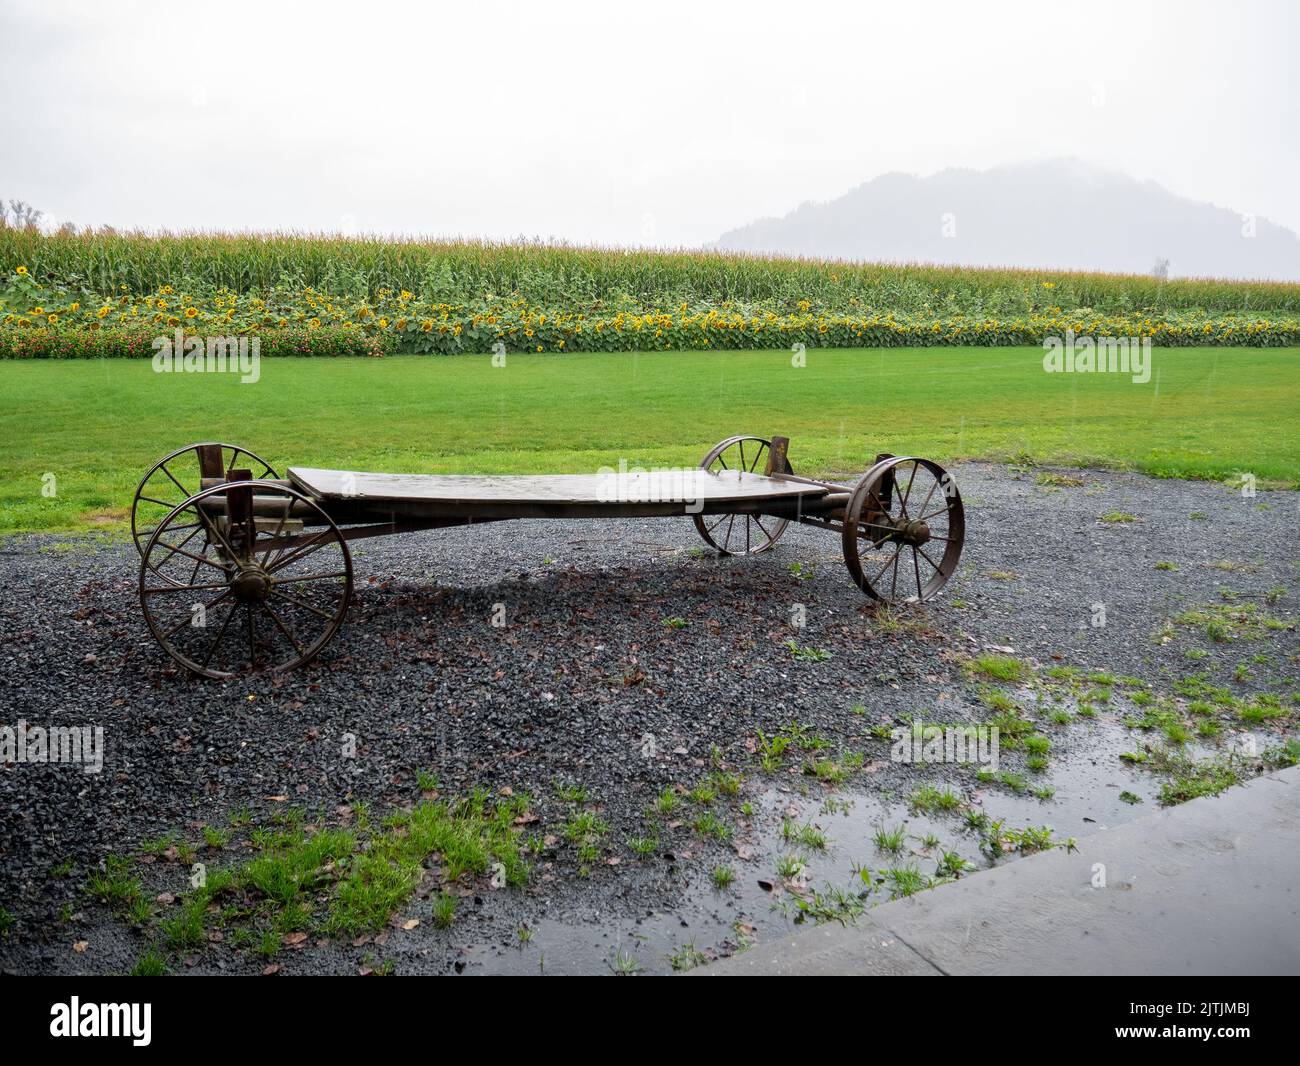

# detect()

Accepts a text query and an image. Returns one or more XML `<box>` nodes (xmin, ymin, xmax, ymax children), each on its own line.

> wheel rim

<box><xmin>692</xmin><ymin>435</ymin><xmax>791</xmax><ymax>555</ymax></box>
<box><xmin>132</xmin><ymin>442</ymin><xmax>278</xmax><ymax>561</ymax></box>
<box><xmin>691</xmin><ymin>434</ymin><xmax>790</xmax><ymax>559</ymax></box>
<box><xmin>842</xmin><ymin>457</ymin><xmax>964</xmax><ymax>604</ymax></box>
<box><xmin>139</xmin><ymin>481</ymin><xmax>351</xmax><ymax>679</ymax></box>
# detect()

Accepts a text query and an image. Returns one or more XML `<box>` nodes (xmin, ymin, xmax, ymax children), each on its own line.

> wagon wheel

<box><xmin>842</xmin><ymin>456</ymin><xmax>964</xmax><ymax>604</ymax></box>
<box><xmin>132</xmin><ymin>442</ymin><xmax>278</xmax><ymax>560</ymax></box>
<box><xmin>693</xmin><ymin>435</ymin><xmax>790</xmax><ymax>555</ymax></box>
<box><xmin>139</xmin><ymin>481</ymin><xmax>351</xmax><ymax>679</ymax></box>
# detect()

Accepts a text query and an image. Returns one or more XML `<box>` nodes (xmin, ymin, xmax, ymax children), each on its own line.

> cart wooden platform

<box><xmin>132</xmin><ymin>436</ymin><xmax>964</xmax><ymax>678</ymax></box>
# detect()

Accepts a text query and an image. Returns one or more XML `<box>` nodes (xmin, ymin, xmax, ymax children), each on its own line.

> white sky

<box><xmin>2</xmin><ymin>0</ymin><xmax>1296</xmax><ymax>246</ymax></box>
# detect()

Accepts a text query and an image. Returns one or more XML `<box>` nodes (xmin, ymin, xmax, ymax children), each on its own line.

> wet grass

<box><xmin>100</xmin><ymin>788</ymin><xmax>532</xmax><ymax>969</ymax></box>
<box><xmin>3</xmin><ymin>345</ymin><xmax>1299</xmax><ymax>532</ymax></box>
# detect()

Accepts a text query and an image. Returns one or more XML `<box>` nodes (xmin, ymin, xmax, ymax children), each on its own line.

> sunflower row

<box><xmin>3</xmin><ymin>268</ymin><xmax>1299</xmax><ymax>356</ymax></box>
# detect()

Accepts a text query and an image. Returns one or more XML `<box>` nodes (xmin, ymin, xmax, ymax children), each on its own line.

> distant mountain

<box><xmin>713</xmin><ymin>160</ymin><xmax>1300</xmax><ymax>281</ymax></box>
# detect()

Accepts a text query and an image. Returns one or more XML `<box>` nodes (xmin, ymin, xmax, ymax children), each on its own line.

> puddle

<box><xmin>445</xmin><ymin>701</ymin><xmax>1283</xmax><ymax>975</ymax></box>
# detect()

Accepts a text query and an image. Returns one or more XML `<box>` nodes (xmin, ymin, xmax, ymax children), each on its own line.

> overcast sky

<box><xmin>2</xmin><ymin>0</ymin><xmax>1296</xmax><ymax>247</ymax></box>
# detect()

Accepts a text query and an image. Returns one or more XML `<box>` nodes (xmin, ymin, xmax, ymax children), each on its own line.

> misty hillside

<box><xmin>713</xmin><ymin>160</ymin><xmax>1300</xmax><ymax>281</ymax></box>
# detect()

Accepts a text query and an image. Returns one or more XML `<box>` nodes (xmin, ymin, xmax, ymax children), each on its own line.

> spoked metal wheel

<box><xmin>692</xmin><ymin>435</ymin><xmax>790</xmax><ymax>555</ymax></box>
<box><xmin>842</xmin><ymin>456</ymin><xmax>964</xmax><ymax>604</ymax></box>
<box><xmin>139</xmin><ymin>481</ymin><xmax>352</xmax><ymax>679</ymax></box>
<box><xmin>132</xmin><ymin>442</ymin><xmax>278</xmax><ymax>560</ymax></box>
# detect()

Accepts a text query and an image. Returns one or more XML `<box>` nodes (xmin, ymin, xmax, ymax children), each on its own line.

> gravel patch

<box><xmin>0</xmin><ymin>461</ymin><xmax>1295</xmax><ymax>974</ymax></box>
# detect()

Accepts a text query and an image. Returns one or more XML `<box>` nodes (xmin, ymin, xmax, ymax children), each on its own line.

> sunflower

<box><xmin>15</xmin><ymin>266</ymin><xmax>28</xmax><ymax>276</ymax></box>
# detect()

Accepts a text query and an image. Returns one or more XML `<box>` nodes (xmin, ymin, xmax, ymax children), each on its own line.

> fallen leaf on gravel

<box><xmin>374</xmin><ymin>931</ymin><xmax>390</xmax><ymax>946</ymax></box>
<box><xmin>155</xmin><ymin>893</ymin><xmax>174</xmax><ymax>905</ymax></box>
<box><xmin>606</xmin><ymin>857</ymin><xmax>620</xmax><ymax>866</ymax></box>
<box><xmin>499</xmin><ymin>786</ymin><xmax>513</xmax><ymax>796</ymax></box>
<box><xmin>262</xmin><ymin>964</ymin><xmax>280</xmax><ymax>976</ymax></box>
<box><xmin>668</xmin><ymin>820</ymin><xmax>683</xmax><ymax>829</ymax></box>
<box><xmin>207</xmin><ymin>931</ymin><xmax>224</xmax><ymax>943</ymax></box>
<box><xmin>73</xmin><ymin>941</ymin><xmax>88</xmax><ymax>953</ymax></box>
<box><xmin>734</xmin><ymin>845</ymin><xmax>753</xmax><ymax>860</ymax></box>
<box><xmin>513</xmin><ymin>812</ymin><xmax>538</xmax><ymax>826</ymax></box>
<box><xmin>351</xmin><ymin>935</ymin><xmax>371</xmax><ymax>947</ymax></box>
<box><xmin>757</xmin><ymin>880</ymin><xmax>775</xmax><ymax>892</ymax></box>
<box><xmin>542</xmin><ymin>834</ymin><xmax>558</xmax><ymax>847</ymax></box>
<box><xmin>266</xmin><ymin>795</ymin><xmax>288</xmax><ymax>802</ymax></box>
<box><xmin>162</xmin><ymin>847</ymin><xmax>178</xmax><ymax>862</ymax></box>
<box><xmin>983</xmin><ymin>643</ymin><xmax>1016</xmax><ymax>654</ymax></box>
<box><xmin>402</xmin><ymin>918</ymin><xmax>420</xmax><ymax>930</ymax></box>
<box><xmin>282</xmin><ymin>932</ymin><xmax>308</xmax><ymax>947</ymax></box>
<box><xmin>358</xmin><ymin>965</ymin><xmax>373</xmax><ymax>976</ymax></box>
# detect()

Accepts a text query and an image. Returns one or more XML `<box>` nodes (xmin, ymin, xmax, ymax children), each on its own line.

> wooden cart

<box><xmin>132</xmin><ymin>436</ymin><xmax>964</xmax><ymax>678</ymax></box>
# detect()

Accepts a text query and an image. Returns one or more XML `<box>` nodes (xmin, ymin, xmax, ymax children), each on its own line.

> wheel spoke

<box><xmin>912</xmin><ymin>547</ymin><xmax>923</xmax><ymax>601</ymax></box>
<box><xmin>163</xmin><ymin>589</ymin><xmax>232</xmax><ymax>638</ymax></box>
<box><xmin>144</xmin><ymin>581</ymin><xmax>234</xmax><ymax>595</ymax></box>
<box><xmin>149</xmin><ymin>524</ymin><xmax>206</xmax><ymax>571</ymax></box>
<box><xmin>897</xmin><ymin>461</ymin><xmax>919</xmax><ymax>520</ymax></box>
<box><xmin>262</xmin><ymin>601</ymin><xmax>306</xmax><ymax>656</ymax></box>
<box><xmin>268</xmin><ymin>529</ymin><xmax>334</xmax><ymax>574</ymax></box>
<box><xmin>200</xmin><ymin>602</ymin><xmax>239</xmax><ymax>669</ymax></box>
<box><xmin>200</xmin><ymin>509</ymin><xmax>242</xmax><ymax>565</ymax></box>
<box><xmin>870</xmin><ymin>544</ymin><xmax>903</xmax><ymax>588</ymax></box>
<box><xmin>274</xmin><ymin>570</ymin><xmax>349</xmax><ymax>584</ymax></box>
<box><xmin>158</xmin><ymin>461</ymin><xmax>192</xmax><ymax>500</ymax></box>
<box><xmin>259</xmin><ymin>496</ymin><xmax>294</xmax><ymax>565</ymax></box>
<box><xmin>914</xmin><ymin>475</ymin><xmax>940</xmax><ymax>523</ymax></box>
<box><xmin>148</xmin><ymin>537</ymin><xmax>228</xmax><ymax>575</ymax></box>
<box><xmin>186</xmin><ymin>536</ymin><xmax>209</xmax><ymax>587</ymax></box>
<box><xmin>271</xmin><ymin>590</ymin><xmax>336</xmax><ymax>620</ymax></box>
<box><xmin>916</xmin><ymin>545</ymin><xmax>944</xmax><ymax>573</ymax></box>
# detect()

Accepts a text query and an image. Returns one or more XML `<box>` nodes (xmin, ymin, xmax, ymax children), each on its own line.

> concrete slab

<box><xmin>703</xmin><ymin>765</ymin><xmax>1300</xmax><ymax>976</ymax></box>
<box><xmin>695</xmin><ymin>919</ymin><xmax>943</xmax><ymax>976</ymax></box>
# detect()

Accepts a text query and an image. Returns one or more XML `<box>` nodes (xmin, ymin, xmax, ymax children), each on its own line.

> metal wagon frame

<box><xmin>131</xmin><ymin>436</ymin><xmax>965</xmax><ymax>679</ymax></box>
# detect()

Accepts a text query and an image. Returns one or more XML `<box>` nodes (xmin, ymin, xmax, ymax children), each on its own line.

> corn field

<box><xmin>3</xmin><ymin>228</ymin><xmax>1300</xmax><ymax>357</ymax></box>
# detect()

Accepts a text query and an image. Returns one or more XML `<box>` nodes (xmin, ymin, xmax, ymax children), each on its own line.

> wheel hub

<box><xmin>898</xmin><ymin>519</ymin><xmax>931</xmax><ymax>546</ymax></box>
<box><xmin>230</xmin><ymin>566</ymin><xmax>272</xmax><ymax>603</ymax></box>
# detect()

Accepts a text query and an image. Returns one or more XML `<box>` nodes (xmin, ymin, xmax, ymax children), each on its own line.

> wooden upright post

<box><xmin>197</xmin><ymin>444</ymin><xmax>225</xmax><ymax>480</ymax></box>
<box><xmin>765</xmin><ymin>436</ymin><xmax>792</xmax><ymax>476</ymax></box>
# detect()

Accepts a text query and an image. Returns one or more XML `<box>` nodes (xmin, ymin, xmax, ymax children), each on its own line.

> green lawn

<box><xmin>2</xmin><ymin>346</ymin><xmax>1296</xmax><ymax>532</ymax></box>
